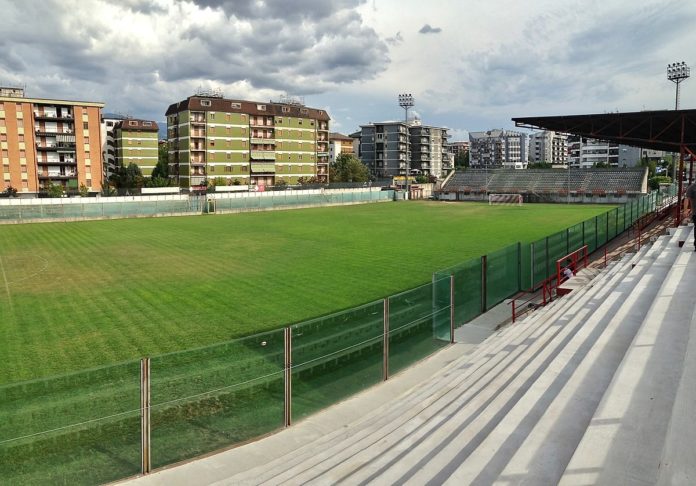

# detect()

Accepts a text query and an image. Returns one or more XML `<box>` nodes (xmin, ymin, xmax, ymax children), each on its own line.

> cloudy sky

<box><xmin>1</xmin><ymin>0</ymin><xmax>695</xmax><ymax>141</ymax></box>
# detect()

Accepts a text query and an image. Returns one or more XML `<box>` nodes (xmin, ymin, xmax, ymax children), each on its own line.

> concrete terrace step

<box><xmin>561</xmin><ymin>226</ymin><xmax>696</xmax><ymax>485</ymax></box>
<box><xmin>224</xmin><ymin>244</ymin><xmax>644</xmax><ymax>485</ymax></box>
<box><xmin>251</xmin><ymin>237</ymin><xmax>666</xmax><ymax>484</ymax></box>
<box><xmin>450</xmin><ymin>227</ymin><xmax>689</xmax><ymax>485</ymax></box>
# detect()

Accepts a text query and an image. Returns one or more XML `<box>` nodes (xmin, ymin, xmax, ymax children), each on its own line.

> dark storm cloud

<box><xmin>418</xmin><ymin>24</ymin><xmax>442</xmax><ymax>34</ymax></box>
<box><xmin>188</xmin><ymin>0</ymin><xmax>362</xmax><ymax>21</ymax></box>
<box><xmin>0</xmin><ymin>0</ymin><xmax>391</xmax><ymax>121</ymax></box>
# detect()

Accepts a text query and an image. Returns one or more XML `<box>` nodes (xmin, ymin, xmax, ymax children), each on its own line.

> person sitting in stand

<box><xmin>562</xmin><ymin>266</ymin><xmax>573</xmax><ymax>281</ymax></box>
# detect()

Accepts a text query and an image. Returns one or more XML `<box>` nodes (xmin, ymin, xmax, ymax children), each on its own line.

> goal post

<box><xmin>488</xmin><ymin>193</ymin><xmax>523</xmax><ymax>206</ymax></box>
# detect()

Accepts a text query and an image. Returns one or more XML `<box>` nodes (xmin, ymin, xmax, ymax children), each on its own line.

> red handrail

<box><xmin>556</xmin><ymin>245</ymin><xmax>589</xmax><ymax>284</ymax></box>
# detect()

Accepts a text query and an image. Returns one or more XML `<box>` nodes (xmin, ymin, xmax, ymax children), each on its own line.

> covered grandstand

<box><xmin>438</xmin><ymin>167</ymin><xmax>647</xmax><ymax>203</ymax></box>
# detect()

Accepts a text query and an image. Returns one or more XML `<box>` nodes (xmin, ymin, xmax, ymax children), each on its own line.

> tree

<box><xmin>648</xmin><ymin>175</ymin><xmax>672</xmax><ymax>191</ymax></box>
<box><xmin>151</xmin><ymin>143</ymin><xmax>170</xmax><ymax>180</ymax></box>
<box><xmin>78</xmin><ymin>183</ymin><xmax>89</xmax><ymax>197</ymax></box>
<box><xmin>297</xmin><ymin>176</ymin><xmax>319</xmax><ymax>185</ymax></box>
<box><xmin>101</xmin><ymin>184</ymin><xmax>117</xmax><ymax>196</ymax></box>
<box><xmin>527</xmin><ymin>162</ymin><xmax>553</xmax><ymax>169</ymax></box>
<box><xmin>47</xmin><ymin>182</ymin><xmax>64</xmax><ymax>198</ymax></box>
<box><xmin>593</xmin><ymin>162</ymin><xmax>609</xmax><ymax>169</ymax></box>
<box><xmin>330</xmin><ymin>153</ymin><xmax>370</xmax><ymax>182</ymax></box>
<box><xmin>274</xmin><ymin>178</ymin><xmax>288</xmax><ymax>189</ymax></box>
<box><xmin>454</xmin><ymin>151</ymin><xmax>469</xmax><ymax>169</ymax></box>
<box><xmin>2</xmin><ymin>185</ymin><xmax>17</xmax><ymax>197</ymax></box>
<box><xmin>111</xmin><ymin>163</ymin><xmax>144</xmax><ymax>194</ymax></box>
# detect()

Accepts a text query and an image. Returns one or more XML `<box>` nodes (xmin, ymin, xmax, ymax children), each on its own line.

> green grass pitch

<box><xmin>0</xmin><ymin>201</ymin><xmax>611</xmax><ymax>384</ymax></box>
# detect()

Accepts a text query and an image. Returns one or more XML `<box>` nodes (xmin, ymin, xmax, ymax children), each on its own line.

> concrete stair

<box><xmin>128</xmin><ymin>225</ymin><xmax>696</xmax><ymax>486</ymax></box>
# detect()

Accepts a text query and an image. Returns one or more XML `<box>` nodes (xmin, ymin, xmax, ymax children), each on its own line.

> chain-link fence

<box><xmin>0</xmin><ymin>189</ymin><xmax>675</xmax><ymax>483</ymax></box>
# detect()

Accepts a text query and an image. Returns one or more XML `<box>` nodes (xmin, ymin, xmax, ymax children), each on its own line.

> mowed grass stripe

<box><xmin>0</xmin><ymin>201</ymin><xmax>611</xmax><ymax>384</ymax></box>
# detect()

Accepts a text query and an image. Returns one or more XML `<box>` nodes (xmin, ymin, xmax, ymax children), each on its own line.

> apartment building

<box><xmin>446</xmin><ymin>141</ymin><xmax>470</xmax><ymax>157</ymax></box>
<box><xmin>113</xmin><ymin>119</ymin><xmax>159</xmax><ymax>176</ymax></box>
<box><xmin>101</xmin><ymin>113</ymin><xmax>127</xmax><ymax>180</ymax></box>
<box><xmin>528</xmin><ymin>130</ymin><xmax>568</xmax><ymax>165</ymax></box>
<box><xmin>329</xmin><ymin>132</ymin><xmax>354</xmax><ymax>162</ymax></box>
<box><xmin>166</xmin><ymin>93</ymin><xmax>330</xmax><ymax>190</ymax></box>
<box><xmin>358</xmin><ymin>121</ymin><xmax>452</xmax><ymax>179</ymax></box>
<box><xmin>468</xmin><ymin>129</ymin><xmax>528</xmax><ymax>169</ymax></box>
<box><xmin>568</xmin><ymin>136</ymin><xmax>619</xmax><ymax>168</ymax></box>
<box><xmin>0</xmin><ymin>86</ymin><xmax>104</xmax><ymax>195</ymax></box>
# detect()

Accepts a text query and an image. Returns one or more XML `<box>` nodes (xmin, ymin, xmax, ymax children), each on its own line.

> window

<box><xmin>277</xmin><ymin>117</ymin><xmax>283</xmax><ymax>124</ymax></box>
<box><xmin>225</xmin><ymin>113</ymin><xmax>231</xmax><ymax>121</ymax></box>
<box><xmin>107</xmin><ymin>121</ymin><xmax>114</xmax><ymax>127</ymax></box>
<box><xmin>226</xmin><ymin>126</ymin><xmax>231</xmax><ymax>134</ymax></box>
<box><xmin>299</xmin><ymin>119</ymin><xmax>303</xmax><ymax>125</ymax></box>
<box><xmin>143</xmin><ymin>121</ymin><xmax>152</xmax><ymax>127</ymax></box>
<box><xmin>86</xmin><ymin>179</ymin><xmax>91</xmax><ymax>186</ymax></box>
<box><xmin>242</xmin><ymin>165</ymin><xmax>248</xmax><ymax>172</ymax></box>
<box><xmin>282</xmin><ymin>106</ymin><xmax>290</xmax><ymax>113</ymax></box>
<box><xmin>226</xmin><ymin>153</ymin><xmax>231</xmax><ymax>160</ymax></box>
<box><xmin>128</xmin><ymin>121</ymin><xmax>137</xmax><ymax>126</ymax></box>
<box><xmin>18</xmin><ymin>134</ymin><xmax>24</xmax><ymax>142</ymax></box>
<box><xmin>201</xmin><ymin>99</ymin><xmax>211</xmax><ymax>107</ymax></box>
<box><xmin>242</xmin><ymin>140</ymin><xmax>247</xmax><ymax>147</ymax></box>
<box><xmin>210</xmin><ymin>166</ymin><xmax>215</xmax><ymax>172</ymax></box>
<box><xmin>84</xmin><ymin>136</ymin><xmax>89</xmax><ymax>143</ymax></box>
<box><xmin>209</xmin><ymin>113</ymin><xmax>215</xmax><ymax>120</ymax></box>
<box><xmin>231</xmin><ymin>102</ymin><xmax>241</xmax><ymax>109</ymax></box>
<box><xmin>209</xmin><ymin>127</ymin><xmax>215</xmax><ymax>134</ymax></box>
<box><xmin>21</xmin><ymin>165</ymin><xmax>27</xmax><ymax>172</ymax></box>
<box><xmin>310</xmin><ymin>120</ymin><xmax>314</xmax><ymax>127</ymax></box>
<box><xmin>257</xmin><ymin>104</ymin><xmax>266</xmax><ymax>111</ymax></box>
<box><xmin>299</xmin><ymin>154</ymin><xmax>302</xmax><ymax>160</ymax></box>
<box><xmin>241</xmin><ymin>128</ymin><xmax>246</xmax><ymax>135</ymax></box>
<box><xmin>226</xmin><ymin>140</ymin><xmax>231</xmax><ymax>147</ymax></box>
<box><xmin>301</xmin><ymin>108</ymin><xmax>308</xmax><ymax>114</ymax></box>
<box><xmin>210</xmin><ymin>140</ymin><xmax>215</xmax><ymax>147</ymax></box>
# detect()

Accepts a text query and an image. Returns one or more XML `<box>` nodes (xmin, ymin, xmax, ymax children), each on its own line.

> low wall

<box><xmin>0</xmin><ymin>189</ymin><xmax>395</xmax><ymax>224</ymax></box>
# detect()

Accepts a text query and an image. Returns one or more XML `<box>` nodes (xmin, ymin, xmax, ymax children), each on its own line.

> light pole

<box><xmin>667</xmin><ymin>62</ymin><xmax>690</xmax><ymax>110</ymax></box>
<box><xmin>398</xmin><ymin>93</ymin><xmax>414</xmax><ymax>200</ymax></box>
<box><xmin>667</xmin><ymin>62</ymin><xmax>690</xmax><ymax>187</ymax></box>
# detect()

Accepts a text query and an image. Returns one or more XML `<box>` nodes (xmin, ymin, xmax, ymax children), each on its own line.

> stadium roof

<box><xmin>513</xmin><ymin>109</ymin><xmax>696</xmax><ymax>153</ymax></box>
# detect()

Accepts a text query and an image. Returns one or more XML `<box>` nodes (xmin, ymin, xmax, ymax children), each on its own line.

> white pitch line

<box><xmin>0</xmin><ymin>255</ymin><xmax>13</xmax><ymax>310</ymax></box>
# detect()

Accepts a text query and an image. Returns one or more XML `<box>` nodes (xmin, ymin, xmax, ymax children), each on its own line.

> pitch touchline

<box><xmin>0</xmin><ymin>255</ymin><xmax>13</xmax><ymax>310</ymax></box>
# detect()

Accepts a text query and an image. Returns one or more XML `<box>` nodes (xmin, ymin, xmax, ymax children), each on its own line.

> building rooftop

<box><xmin>166</xmin><ymin>96</ymin><xmax>330</xmax><ymax>121</ymax></box>
<box><xmin>115</xmin><ymin>119</ymin><xmax>159</xmax><ymax>132</ymax></box>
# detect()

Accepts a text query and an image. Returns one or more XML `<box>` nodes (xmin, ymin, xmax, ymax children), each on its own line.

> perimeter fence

<box><xmin>0</xmin><ymin>188</ymin><xmax>394</xmax><ymax>224</ymax></box>
<box><xmin>0</xmin><ymin>187</ymin><xmax>676</xmax><ymax>484</ymax></box>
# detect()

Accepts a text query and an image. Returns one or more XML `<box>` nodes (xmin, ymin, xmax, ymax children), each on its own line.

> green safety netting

<box><xmin>291</xmin><ymin>300</ymin><xmax>384</xmax><ymax>421</ymax></box>
<box><xmin>0</xmin><ymin>360</ymin><xmax>141</xmax><ymax>485</ymax></box>
<box><xmin>149</xmin><ymin>330</ymin><xmax>285</xmax><ymax>469</ymax></box>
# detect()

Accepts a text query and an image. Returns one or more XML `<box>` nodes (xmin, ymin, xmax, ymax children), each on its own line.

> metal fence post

<box><xmin>383</xmin><ymin>298</ymin><xmax>390</xmax><ymax>381</ymax></box>
<box><xmin>284</xmin><ymin>327</ymin><xmax>292</xmax><ymax>427</ymax></box>
<box><xmin>450</xmin><ymin>274</ymin><xmax>455</xmax><ymax>344</ymax></box>
<box><xmin>606</xmin><ymin>211</ymin><xmax>609</xmax><ymax>244</ymax></box>
<box><xmin>545</xmin><ymin>237</ymin><xmax>550</xmax><ymax>280</ymax></box>
<box><xmin>481</xmin><ymin>255</ymin><xmax>488</xmax><ymax>313</ymax></box>
<box><xmin>595</xmin><ymin>216</ymin><xmax>598</xmax><ymax>251</ymax></box>
<box><xmin>566</xmin><ymin>228</ymin><xmax>570</xmax><ymax>255</ymax></box>
<box><xmin>140</xmin><ymin>358</ymin><xmax>151</xmax><ymax>475</ymax></box>
<box><xmin>517</xmin><ymin>242</ymin><xmax>522</xmax><ymax>292</ymax></box>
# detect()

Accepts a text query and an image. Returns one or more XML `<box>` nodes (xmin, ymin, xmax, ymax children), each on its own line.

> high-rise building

<box><xmin>101</xmin><ymin>113</ymin><xmax>127</xmax><ymax>181</ymax></box>
<box><xmin>166</xmin><ymin>93</ymin><xmax>330</xmax><ymax>190</ymax></box>
<box><xmin>329</xmin><ymin>132</ymin><xmax>354</xmax><ymax>162</ymax></box>
<box><xmin>446</xmin><ymin>141</ymin><xmax>470</xmax><ymax>157</ymax></box>
<box><xmin>358</xmin><ymin>121</ymin><xmax>452</xmax><ymax>179</ymax></box>
<box><xmin>468</xmin><ymin>129</ymin><xmax>527</xmax><ymax>169</ymax></box>
<box><xmin>0</xmin><ymin>86</ymin><xmax>104</xmax><ymax>195</ymax></box>
<box><xmin>568</xmin><ymin>136</ymin><xmax>618</xmax><ymax>168</ymax></box>
<box><xmin>113</xmin><ymin>119</ymin><xmax>159</xmax><ymax>176</ymax></box>
<box><xmin>528</xmin><ymin>130</ymin><xmax>568</xmax><ymax>165</ymax></box>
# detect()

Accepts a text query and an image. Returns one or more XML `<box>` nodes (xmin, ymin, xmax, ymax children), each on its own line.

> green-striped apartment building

<box><xmin>114</xmin><ymin>119</ymin><xmax>159</xmax><ymax>176</ymax></box>
<box><xmin>165</xmin><ymin>95</ymin><xmax>330</xmax><ymax>190</ymax></box>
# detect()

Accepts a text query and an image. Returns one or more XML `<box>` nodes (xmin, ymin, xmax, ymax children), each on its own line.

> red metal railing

<box><xmin>556</xmin><ymin>245</ymin><xmax>589</xmax><ymax>285</ymax></box>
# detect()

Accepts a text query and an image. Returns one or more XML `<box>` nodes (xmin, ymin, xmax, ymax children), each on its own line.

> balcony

<box><xmin>57</xmin><ymin>142</ymin><xmax>76</xmax><ymax>152</ymax></box>
<box><xmin>34</xmin><ymin>112</ymin><xmax>73</xmax><ymax>121</ymax></box>
<box><xmin>37</xmin><ymin>158</ymin><xmax>76</xmax><ymax>165</ymax></box>
<box><xmin>36</xmin><ymin>143</ymin><xmax>58</xmax><ymax>151</ymax></box>
<box><xmin>251</xmin><ymin>138</ymin><xmax>276</xmax><ymax>145</ymax></box>
<box><xmin>191</xmin><ymin>130</ymin><xmax>205</xmax><ymax>138</ymax></box>
<box><xmin>38</xmin><ymin>172</ymin><xmax>76</xmax><ymax>179</ymax></box>
<box><xmin>250</xmin><ymin>119</ymin><xmax>273</xmax><ymax>128</ymax></box>
<box><xmin>191</xmin><ymin>144</ymin><xmax>205</xmax><ymax>151</ymax></box>
<box><xmin>250</xmin><ymin>162</ymin><xmax>276</xmax><ymax>173</ymax></box>
<box><xmin>250</xmin><ymin>151</ymin><xmax>276</xmax><ymax>161</ymax></box>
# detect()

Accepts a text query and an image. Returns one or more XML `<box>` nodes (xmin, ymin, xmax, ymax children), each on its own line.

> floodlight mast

<box><xmin>667</xmin><ymin>61</ymin><xmax>690</xmax><ymax>109</ymax></box>
<box><xmin>398</xmin><ymin>93</ymin><xmax>414</xmax><ymax>200</ymax></box>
